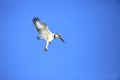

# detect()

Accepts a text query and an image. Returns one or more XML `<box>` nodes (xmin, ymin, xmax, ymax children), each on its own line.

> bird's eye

<box><xmin>58</xmin><ymin>34</ymin><xmax>61</xmax><ymax>36</ymax></box>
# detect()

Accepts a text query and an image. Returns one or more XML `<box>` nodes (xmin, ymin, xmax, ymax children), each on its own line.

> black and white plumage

<box><xmin>32</xmin><ymin>17</ymin><xmax>65</xmax><ymax>51</ymax></box>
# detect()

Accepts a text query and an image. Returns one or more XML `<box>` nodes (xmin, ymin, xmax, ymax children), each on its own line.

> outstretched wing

<box><xmin>32</xmin><ymin>17</ymin><xmax>52</xmax><ymax>39</ymax></box>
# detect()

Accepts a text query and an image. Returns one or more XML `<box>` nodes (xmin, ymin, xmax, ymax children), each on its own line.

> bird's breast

<box><xmin>47</xmin><ymin>35</ymin><xmax>54</xmax><ymax>42</ymax></box>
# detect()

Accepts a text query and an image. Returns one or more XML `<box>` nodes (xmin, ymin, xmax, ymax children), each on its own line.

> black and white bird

<box><xmin>32</xmin><ymin>17</ymin><xmax>65</xmax><ymax>51</ymax></box>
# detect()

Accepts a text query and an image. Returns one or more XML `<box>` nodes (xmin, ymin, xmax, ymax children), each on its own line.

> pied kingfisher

<box><xmin>32</xmin><ymin>17</ymin><xmax>65</xmax><ymax>51</ymax></box>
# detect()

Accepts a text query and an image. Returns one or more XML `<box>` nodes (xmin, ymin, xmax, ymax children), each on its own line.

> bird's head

<box><xmin>54</xmin><ymin>33</ymin><xmax>65</xmax><ymax>43</ymax></box>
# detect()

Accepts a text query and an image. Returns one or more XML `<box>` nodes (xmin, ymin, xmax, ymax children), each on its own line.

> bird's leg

<box><xmin>44</xmin><ymin>41</ymin><xmax>49</xmax><ymax>51</ymax></box>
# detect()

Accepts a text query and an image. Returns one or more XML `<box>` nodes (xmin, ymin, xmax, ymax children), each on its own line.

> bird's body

<box><xmin>32</xmin><ymin>17</ymin><xmax>64</xmax><ymax>51</ymax></box>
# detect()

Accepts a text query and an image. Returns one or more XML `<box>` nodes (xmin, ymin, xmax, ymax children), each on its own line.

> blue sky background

<box><xmin>0</xmin><ymin>0</ymin><xmax>120</xmax><ymax>80</ymax></box>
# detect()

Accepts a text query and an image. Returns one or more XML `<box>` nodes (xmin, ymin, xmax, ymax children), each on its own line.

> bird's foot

<box><xmin>44</xmin><ymin>48</ymin><xmax>48</xmax><ymax>51</ymax></box>
<box><xmin>36</xmin><ymin>37</ymin><xmax>40</xmax><ymax>40</ymax></box>
<box><xmin>49</xmin><ymin>42</ymin><xmax>51</xmax><ymax>45</ymax></box>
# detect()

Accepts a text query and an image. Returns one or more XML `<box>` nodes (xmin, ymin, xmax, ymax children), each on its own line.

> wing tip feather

<box><xmin>32</xmin><ymin>17</ymin><xmax>40</xmax><ymax>23</ymax></box>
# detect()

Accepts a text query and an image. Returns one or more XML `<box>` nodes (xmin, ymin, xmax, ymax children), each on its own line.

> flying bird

<box><xmin>32</xmin><ymin>17</ymin><xmax>65</xmax><ymax>51</ymax></box>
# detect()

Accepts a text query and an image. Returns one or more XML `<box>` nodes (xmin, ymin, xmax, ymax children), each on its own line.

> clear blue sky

<box><xmin>0</xmin><ymin>0</ymin><xmax>120</xmax><ymax>80</ymax></box>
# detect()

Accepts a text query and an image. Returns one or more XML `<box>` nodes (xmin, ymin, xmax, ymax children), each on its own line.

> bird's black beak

<box><xmin>60</xmin><ymin>37</ymin><xmax>65</xmax><ymax>43</ymax></box>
